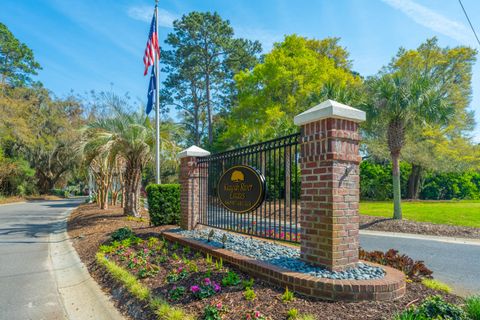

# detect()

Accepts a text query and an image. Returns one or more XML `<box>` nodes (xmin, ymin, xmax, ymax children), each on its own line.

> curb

<box><xmin>360</xmin><ymin>230</ymin><xmax>480</xmax><ymax>246</ymax></box>
<box><xmin>0</xmin><ymin>201</ymin><xmax>26</xmax><ymax>207</ymax></box>
<box><xmin>48</xmin><ymin>207</ymin><xmax>125</xmax><ymax>320</ymax></box>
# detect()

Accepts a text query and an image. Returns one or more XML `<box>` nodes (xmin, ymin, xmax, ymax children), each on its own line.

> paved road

<box><xmin>0</xmin><ymin>199</ymin><xmax>84</xmax><ymax>320</ymax></box>
<box><xmin>360</xmin><ymin>232</ymin><xmax>480</xmax><ymax>297</ymax></box>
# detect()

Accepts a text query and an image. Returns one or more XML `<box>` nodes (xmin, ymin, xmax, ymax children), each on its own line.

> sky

<box><xmin>1</xmin><ymin>0</ymin><xmax>480</xmax><ymax>141</ymax></box>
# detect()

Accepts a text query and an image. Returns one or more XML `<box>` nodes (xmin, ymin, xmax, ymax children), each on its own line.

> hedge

<box><xmin>146</xmin><ymin>184</ymin><xmax>180</xmax><ymax>226</ymax></box>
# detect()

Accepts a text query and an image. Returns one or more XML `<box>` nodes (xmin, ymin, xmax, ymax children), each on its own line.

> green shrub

<box><xmin>203</xmin><ymin>304</ymin><xmax>222</xmax><ymax>320</ymax></box>
<box><xmin>282</xmin><ymin>287</ymin><xmax>295</xmax><ymax>303</ymax></box>
<box><xmin>421</xmin><ymin>279</ymin><xmax>452</xmax><ymax>293</ymax></box>
<box><xmin>287</xmin><ymin>308</ymin><xmax>298</xmax><ymax>320</ymax></box>
<box><xmin>416</xmin><ymin>295</ymin><xmax>467</xmax><ymax>319</ymax></box>
<box><xmin>465</xmin><ymin>296</ymin><xmax>480</xmax><ymax>320</ymax></box>
<box><xmin>221</xmin><ymin>271</ymin><xmax>241</xmax><ymax>286</ymax></box>
<box><xmin>421</xmin><ymin>171</ymin><xmax>480</xmax><ymax>200</ymax></box>
<box><xmin>146</xmin><ymin>184</ymin><xmax>180</xmax><ymax>226</ymax></box>
<box><xmin>242</xmin><ymin>278</ymin><xmax>254</xmax><ymax>289</ymax></box>
<box><xmin>110</xmin><ymin>227</ymin><xmax>135</xmax><ymax>242</ymax></box>
<box><xmin>244</xmin><ymin>287</ymin><xmax>256</xmax><ymax>301</ymax></box>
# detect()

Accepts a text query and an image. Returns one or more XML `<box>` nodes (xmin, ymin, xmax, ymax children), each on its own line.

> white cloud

<box><xmin>127</xmin><ymin>6</ymin><xmax>177</xmax><ymax>28</ymax></box>
<box><xmin>382</xmin><ymin>0</ymin><xmax>474</xmax><ymax>45</ymax></box>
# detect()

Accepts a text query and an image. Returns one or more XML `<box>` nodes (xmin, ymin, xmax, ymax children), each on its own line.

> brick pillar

<box><xmin>178</xmin><ymin>146</ymin><xmax>210</xmax><ymax>230</ymax></box>
<box><xmin>294</xmin><ymin>100</ymin><xmax>366</xmax><ymax>271</ymax></box>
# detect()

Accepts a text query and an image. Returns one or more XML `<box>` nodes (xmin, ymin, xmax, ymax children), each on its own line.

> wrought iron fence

<box><xmin>197</xmin><ymin>132</ymin><xmax>301</xmax><ymax>242</ymax></box>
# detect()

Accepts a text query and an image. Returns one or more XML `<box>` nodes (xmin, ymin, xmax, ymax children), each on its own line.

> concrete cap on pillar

<box><xmin>177</xmin><ymin>145</ymin><xmax>211</xmax><ymax>159</ymax></box>
<box><xmin>294</xmin><ymin>99</ymin><xmax>366</xmax><ymax>126</ymax></box>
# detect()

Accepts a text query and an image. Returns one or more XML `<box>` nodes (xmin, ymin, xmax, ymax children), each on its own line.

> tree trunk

<box><xmin>206</xmin><ymin>72</ymin><xmax>213</xmax><ymax>145</ymax></box>
<box><xmin>124</xmin><ymin>162</ymin><xmax>142</xmax><ymax>217</ymax></box>
<box><xmin>391</xmin><ymin>152</ymin><xmax>402</xmax><ymax>220</ymax></box>
<box><xmin>407</xmin><ymin>164</ymin><xmax>423</xmax><ymax>200</ymax></box>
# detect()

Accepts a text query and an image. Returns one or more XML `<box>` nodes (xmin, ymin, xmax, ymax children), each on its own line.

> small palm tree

<box><xmin>364</xmin><ymin>73</ymin><xmax>454</xmax><ymax>219</ymax></box>
<box><xmin>84</xmin><ymin>108</ymin><xmax>154</xmax><ymax>217</ymax></box>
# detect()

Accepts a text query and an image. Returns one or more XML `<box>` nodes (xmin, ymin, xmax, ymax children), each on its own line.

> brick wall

<box><xmin>179</xmin><ymin>156</ymin><xmax>200</xmax><ymax>230</ymax></box>
<box><xmin>299</xmin><ymin>118</ymin><xmax>362</xmax><ymax>271</ymax></box>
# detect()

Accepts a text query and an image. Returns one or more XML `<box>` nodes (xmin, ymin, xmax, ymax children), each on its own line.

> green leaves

<box><xmin>0</xmin><ymin>22</ymin><xmax>41</xmax><ymax>86</ymax></box>
<box><xmin>222</xmin><ymin>34</ymin><xmax>362</xmax><ymax>147</ymax></box>
<box><xmin>162</xmin><ymin>11</ymin><xmax>262</xmax><ymax>147</ymax></box>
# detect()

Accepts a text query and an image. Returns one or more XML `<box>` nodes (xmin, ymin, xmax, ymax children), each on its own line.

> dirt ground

<box><xmin>68</xmin><ymin>204</ymin><xmax>464</xmax><ymax>320</ymax></box>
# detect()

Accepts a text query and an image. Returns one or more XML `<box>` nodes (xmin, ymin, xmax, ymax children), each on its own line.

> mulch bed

<box><xmin>68</xmin><ymin>204</ymin><xmax>464</xmax><ymax>320</ymax></box>
<box><xmin>360</xmin><ymin>215</ymin><xmax>480</xmax><ymax>239</ymax></box>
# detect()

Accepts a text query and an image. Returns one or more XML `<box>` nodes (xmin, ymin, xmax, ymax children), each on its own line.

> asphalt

<box><xmin>0</xmin><ymin>199</ymin><xmax>124</xmax><ymax>320</ymax></box>
<box><xmin>360</xmin><ymin>231</ymin><xmax>480</xmax><ymax>297</ymax></box>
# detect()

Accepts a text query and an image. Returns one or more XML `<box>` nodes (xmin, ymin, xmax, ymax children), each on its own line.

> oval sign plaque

<box><xmin>217</xmin><ymin>165</ymin><xmax>266</xmax><ymax>213</ymax></box>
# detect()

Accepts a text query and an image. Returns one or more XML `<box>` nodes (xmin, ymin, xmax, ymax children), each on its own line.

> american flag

<box><xmin>143</xmin><ymin>11</ymin><xmax>160</xmax><ymax>76</ymax></box>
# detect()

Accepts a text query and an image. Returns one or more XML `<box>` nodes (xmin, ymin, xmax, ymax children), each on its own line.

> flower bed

<box><xmin>68</xmin><ymin>204</ymin><xmax>467</xmax><ymax>320</ymax></box>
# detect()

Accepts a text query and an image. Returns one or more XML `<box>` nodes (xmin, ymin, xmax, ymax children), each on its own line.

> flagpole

<box><xmin>155</xmin><ymin>0</ymin><xmax>161</xmax><ymax>184</ymax></box>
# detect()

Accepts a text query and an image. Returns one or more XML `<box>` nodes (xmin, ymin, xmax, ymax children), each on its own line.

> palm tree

<box><xmin>364</xmin><ymin>73</ymin><xmax>454</xmax><ymax>219</ymax></box>
<box><xmin>83</xmin><ymin>108</ymin><xmax>154</xmax><ymax>217</ymax></box>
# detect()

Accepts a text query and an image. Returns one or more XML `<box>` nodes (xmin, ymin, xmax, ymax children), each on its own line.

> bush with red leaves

<box><xmin>359</xmin><ymin>248</ymin><xmax>433</xmax><ymax>281</ymax></box>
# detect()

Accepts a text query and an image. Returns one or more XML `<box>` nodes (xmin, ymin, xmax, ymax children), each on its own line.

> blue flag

<box><xmin>146</xmin><ymin>67</ymin><xmax>156</xmax><ymax>115</ymax></box>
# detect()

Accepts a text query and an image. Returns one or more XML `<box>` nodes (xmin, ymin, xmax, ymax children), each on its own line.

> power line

<box><xmin>458</xmin><ymin>0</ymin><xmax>480</xmax><ymax>47</ymax></box>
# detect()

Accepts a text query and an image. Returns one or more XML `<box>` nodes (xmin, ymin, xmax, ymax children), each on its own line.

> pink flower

<box><xmin>190</xmin><ymin>285</ymin><xmax>200</xmax><ymax>293</ymax></box>
<box><xmin>177</xmin><ymin>267</ymin><xmax>183</xmax><ymax>273</ymax></box>
<box><xmin>144</xmin><ymin>248</ymin><xmax>148</xmax><ymax>253</ymax></box>
<box><xmin>213</xmin><ymin>282</ymin><xmax>221</xmax><ymax>292</ymax></box>
<box><xmin>203</xmin><ymin>278</ymin><xmax>211</xmax><ymax>285</ymax></box>
<box><xmin>254</xmin><ymin>311</ymin><xmax>261</xmax><ymax>318</ymax></box>
<box><xmin>216</xmin><ymin>302</ymin><xmax>222</xmax><ymax>309</ymax></box>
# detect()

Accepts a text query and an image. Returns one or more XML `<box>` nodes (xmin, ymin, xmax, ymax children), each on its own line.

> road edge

<box><xmin>360</xmin><ymin>229</ymin><xmax>480</xmax><ymax>246</ymax></box>
<box><xmin>48</xmin><ymin>204</ymin><xmax>125</xmax><ymax>320</ymax></box>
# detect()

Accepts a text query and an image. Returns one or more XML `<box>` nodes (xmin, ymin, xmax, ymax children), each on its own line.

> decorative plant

<box><xmin>147</xmin><ymin>237</ymin><xmax>159</xmax><ymax>248</ymax></box>
<box><xmin>244</xmin><ymin>287</ymin><xmax>256</xmax><ymax>301</ymax></box>
<box><xmin>205</xmin><ymin>267</ymin><xmax>212</xmax><ymax>278</ymax></box>
<box><xmin>166</xmin><ymin>266</ymin><xmax>189</xmax><ymax>283</ymax></box>
<box><xmin>359</xmin><ymin>248</ymin><xmax>432</xmax><ymax>281</ymax></box>
<box><xmin>172</xmin><ymin>242</ymin><xmax>179</xmax><ymax>250</ymax></box>
<box><xmin>183</xmin><ymin>245</ymin><xmax>191</xmax><ymax>255</ymax></box>
<box><xmin>281</xmin><ymin>287</ymin><xmax>295</xmax><ymax>303</ymax></box>
<box><xmin>222</xmin><ymin>271</ymin><xmax>241</xmax><ymax>286</ymax></box>
<box><xmin>190</xmin><ymin>278</ymin><xmax>222</xmax><ymax>299</ymax></box>
<box><xmin>155</xmin><ymin>255</ymin><xmax>167</xmax><ymax>264</ymax></box>
<box><xmin>465</xmin><ymin>295</ymin><xmax>480</xmax><ymax>320</ymax></box>
<box><xmin>187</xmin><ymin>261</ymin><xmax>199</xmax><ymax>273</ymax></box>
<box><xmin>242</xmin><ymin>278</ymin><xmax>254</xmax><ymax>289</ymax></box>
<box><xmin>171</xmin><ymin>252</ymin><xmax>180</xmax><ymax>261</ymax></box>
<box><xmin>168</xmin><ymin>286</ymin><xmax>186</xmax><ymax>301</ymax></box>
<box><xmin>110</xmin><ymin>227</ymin><xmax>135</xmax><ymax>241</ymax></box>
<box><xmin>244</xmin><ymin>310</ymin><xmax>266</xmax><ymax>320</ymax></box>
<box><xmin>206</xmin><ymin>254</ymin><xmax>213</xmax><ymax>265</ymax></box>
<box><xmin>203</xmin><ymin>302</ymin><xmax>224</xmax><ymax>320</ymax></box>
<box><xmin>215</xmin><ymin>258</ymin><xmax>223</xmax><ymax>270</ymax></box>
<box><xmin>287</xmin><ymin>308</ymin><xmax>298</xmax><ymax>320</ymax></box>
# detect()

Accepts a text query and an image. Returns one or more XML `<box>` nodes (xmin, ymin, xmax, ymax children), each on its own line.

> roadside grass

<box><xmin>421</xmin><ymin>279</ymin><xmax>452</xmax><ymax>293</ymax></box>
<box><xmin>96</xmin><ymin>252</ymin><xmax>193</xmax><ymax>320</ymax></box>
<box><xmin>465</xmin><ymin>296</ymin><xmax>480</xmax><ymax>320</ymax></box>
<box><xmin>360</xmin><ymin>200</ymin><xmax>480</xmax><ymax>228</ymax></box>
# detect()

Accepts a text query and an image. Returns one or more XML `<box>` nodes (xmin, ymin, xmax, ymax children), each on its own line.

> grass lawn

<box><xmin>360</xmin><ymin>200</ymin><xmax>480</xmax><ymax>228</ymax></box>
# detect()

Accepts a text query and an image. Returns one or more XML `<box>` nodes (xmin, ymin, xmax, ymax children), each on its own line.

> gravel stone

<box><xmin>175</xmin><ymin>229</ymin><xmax>385</xmax><ymax>280</ymax></box>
